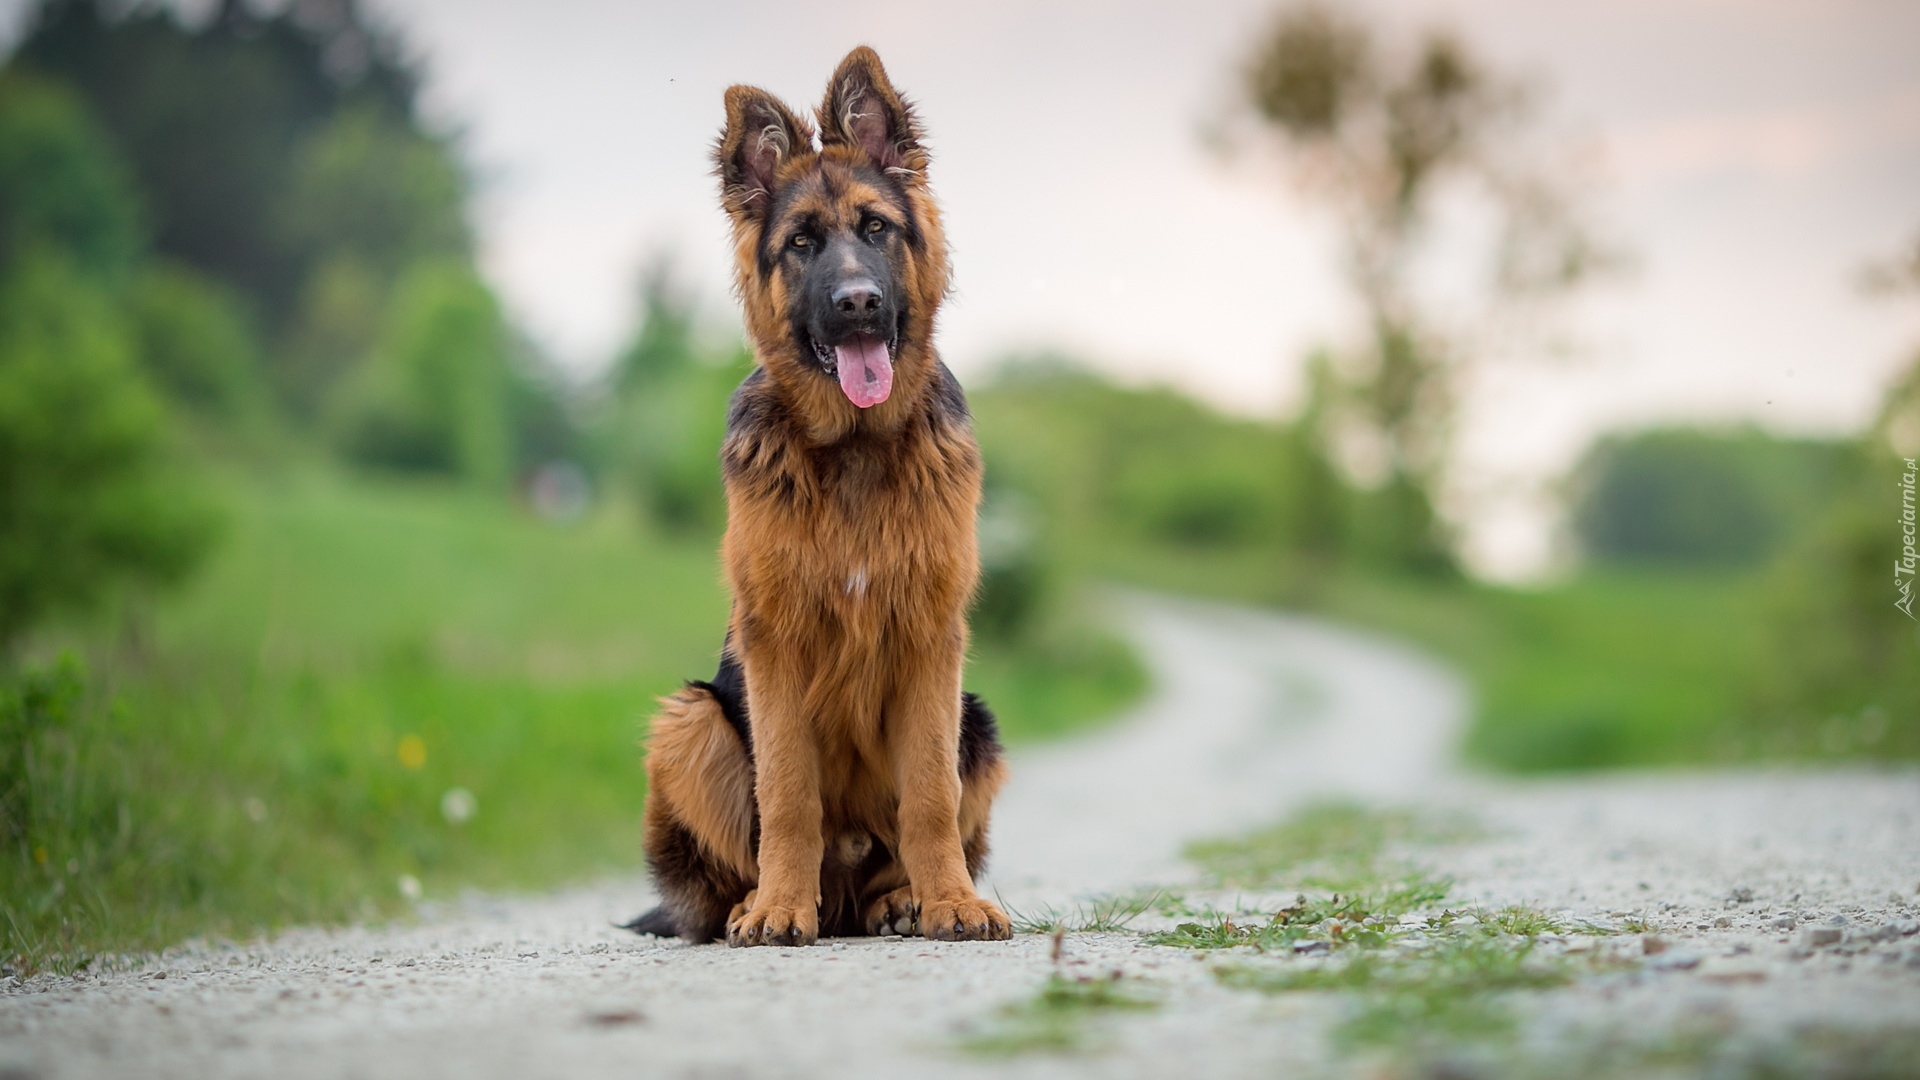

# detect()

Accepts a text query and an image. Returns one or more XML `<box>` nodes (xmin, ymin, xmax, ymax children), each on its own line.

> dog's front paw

<box><xmin>919</xmin><ymin>895</ymin><xmax>1011</xmax><ymax>941</ymax></box>
<box><xmin>864</xmin><ymin>886</ymin><xmax>918</xmax><ymax>936</ymax></box>
<box><xmin>726</xmin><ymin>898</ymin><xmax>818</xmax><ymax>947</ymax></box>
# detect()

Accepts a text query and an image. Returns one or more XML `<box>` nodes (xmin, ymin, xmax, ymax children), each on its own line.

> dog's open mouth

<box><xmin>811</xmin><ymin>333</ymin><xmax>895</xmax><ymax>409</ymax></box>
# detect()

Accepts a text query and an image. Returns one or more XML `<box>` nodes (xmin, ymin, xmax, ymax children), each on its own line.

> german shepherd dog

<box><xmin>622</xmin><ymin>47</ymin><xmax>1012</xmax><ymax>947</ymax></box>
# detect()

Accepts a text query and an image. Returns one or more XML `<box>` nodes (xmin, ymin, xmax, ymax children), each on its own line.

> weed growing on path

<box><xmin>1003</xmin><ymin>891</ymin><xmax>1162</xmax><ymax>935</ymax></box>
<box><xmin>1144</xmin><ymin>800</ymin><xmax>1648</xmax><ymax>1065</ymax></box>
<box><xmin>1145</xmin><ymin>877</ymin><xmax>1451</xmax><ymax>952</ymax></box>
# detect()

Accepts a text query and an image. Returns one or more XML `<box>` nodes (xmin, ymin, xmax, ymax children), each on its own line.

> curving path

<box><xmin>1</xmin><ymin>594</ymin><xmax>1916</xmax><ymax>1080</ymax></box>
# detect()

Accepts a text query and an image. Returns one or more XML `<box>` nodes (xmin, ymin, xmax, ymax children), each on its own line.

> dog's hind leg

<box><xmin>630</xmin><ymin>683</ymin><xmax>759</xmax><ymax>942</ymax></box>
<box><xmin>956</xmin><ymin>692</ymin><xmax>1009</xmax><ymax>881</ymax></box>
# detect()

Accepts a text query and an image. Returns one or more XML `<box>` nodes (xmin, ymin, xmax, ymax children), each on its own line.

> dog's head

<box><xmin>714</xmin><ymin>47</ymin><xmax>948</xmax><ymax>416</ymax></box>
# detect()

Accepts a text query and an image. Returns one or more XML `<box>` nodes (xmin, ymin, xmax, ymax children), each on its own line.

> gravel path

<box><xmin>2</xmin><ymin>595</ymin><xmax>1917</xmax><ymax>1079</ymax></box>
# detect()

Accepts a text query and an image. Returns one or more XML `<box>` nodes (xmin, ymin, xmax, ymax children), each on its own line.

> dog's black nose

<box><xmin>832</xmin><ymin>280</ymin><xmax>884</xmax><ymax>316</ymax></box>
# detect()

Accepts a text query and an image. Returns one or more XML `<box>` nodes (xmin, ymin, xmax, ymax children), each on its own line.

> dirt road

<box><xmin>2</xmin><ymin>595</ymin><xmax>1916</xmax><ymax>1079</ymax></box>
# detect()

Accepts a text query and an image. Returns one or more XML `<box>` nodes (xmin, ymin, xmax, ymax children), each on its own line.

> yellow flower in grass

<box><xmin>397</xmin><ymin>734</ymin><xmax>428</xmax><ymax>770</ymax></box>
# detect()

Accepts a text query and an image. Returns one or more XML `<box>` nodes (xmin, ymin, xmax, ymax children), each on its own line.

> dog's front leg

<box><xmin>729</xmin><ymin>658</ymin><xmax>822</xmax><ymax>947</ymax></box>
<box><xmin>891</xmin><ymin>635</ymin><xmax>1011</xmax><ymax>941</ymax></box>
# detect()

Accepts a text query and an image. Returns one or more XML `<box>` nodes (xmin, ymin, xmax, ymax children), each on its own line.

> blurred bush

<box><xmin>0</xmin><ymin>254</ymin><xmax>217</xmax><ymax>651</ymax></box>
<box><xmin>128</xmin><ymin>263</ymin><xmax>266</xmax><ymax>425</ymax></box>
<box><xmin>970</xmin><ymin>358</ymin><xmax>1456</xmax><ymax>590</ymax></box>
<box><xmin>9</xmin><ymin>0</ymin><xmax>419</xmax><ymax>332</ymax></box>
<box><xmin>973</xmin><ymin>361</ymin><xmax>1318</xmax><ymax>548</ymax></box>
<box><xmin>276</xmin><ymin>104</ymin><xmax>471</xmax><ymax>417</ymax></box>
<box><xmin>1571</xmin><ymin>427</ymin><xmax>1851</xmax><ymax>568</ymax></box>
<box><xmin>5</xmin><ymin>0</ymin><xmax>566</xmax><ymax>479</ymax></box>
<box><xmin>334</xmin><ymin>260</ymin><xmax>514</xmax><ymax>485</ymax></box>
<box><xmin>0</xmin><ymin>70</ymin><xmax>138</xmax><ymax>287</ymax></box>
<box><xmin>972</xmin><ymin>487</ymin><xmax>1048</xmax><ymax>644</ymax></box>
<box><xmin>592</xmin><ymin>265</ymin><xmax>750</xmax><ymax>535</ymax></box>
<box><xmin>1740</xmin><ymin>334</ymin><xmax>1920</xmax><ymax>759</ymax></box>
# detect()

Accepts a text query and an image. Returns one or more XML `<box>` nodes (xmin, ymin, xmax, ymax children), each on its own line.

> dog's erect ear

<box><xmin>818</xmin><ymin>46</ymin><xmax>927</xmax><ymax>180</ymax></box>
<box><xmin>716</xmin><ymin>86</ymin><xmax>813</xmax><ymax>222</ymax></box>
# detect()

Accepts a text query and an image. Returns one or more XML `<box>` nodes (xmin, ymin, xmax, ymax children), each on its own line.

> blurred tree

<box><xmin>0</xmin><ymin>71</ymin><xmax>138</xmax><ymax>288</ymax></box>
<box><xmin>275</xmin><ymin>104</ymin><xmax>472</xmax><ymax>416</ymax></box>
<box><xmin>0</xmin><ymin>254</ymin><xmax>217</xmax><ymax>653</ymax></box>
<box><xmin>1238</xmin><ymin>3</ymin><xmax>1607</xmax><ymax>574</ymax></box>
<box><xmin>335</xmin><ymin>260</ymin><xmax>514</xmax><ymax>486</ymax></box>
<box><xmin>6</xmin><ymin>0</ymin><xmax>494</xmax><ymax>431</ymax></box>
<box><xmin>9</xmin><ymin>0</ymin><xmax>417</xmax><ymax>329</ymax></box>
<box><xmin>614</xmin><ymin>260</ymin><xmax>700</xmax><ymax>394</ymax></box>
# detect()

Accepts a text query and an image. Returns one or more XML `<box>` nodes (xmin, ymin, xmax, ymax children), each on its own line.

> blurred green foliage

<box><xmin>335</xmin><ymin>260</ymin><xmax>514</xmax><ymax>485</ymax></box>
<box><xmin>597</xmin><ymin>266</ymin><xmax>752</xmax><ymax>534</ymax></box>
<box><xmin>128</xmin><ymin>263</ymin><xmax>264</xmax><ymax>424</ymax></box>
<box><xmin>970</xmin><ymin>355</ymin><xmax>1917</xmax><ymax>771</ymax></box>
<box><xmin>276</xmin><ymin>104</ymin><xmax>473</xmax><ymax>416</ymax></box>
<box><xmin>1744</xmin><ymin>445</ymin><xmax>1920</xmax><ymax>761</ymax></box>
<box><xmin>0</xmin><ymin>253</ymin><xmax>217</xmax><ymax>653</ymax></box>
<box><xmin>970</xmin><ymin>359</ymin><xmax>1452</xmax><ymax>590</ymax></box>
<box><xmin>10</xmin><ymin>0</ymin><xmax>419</xmax><ymax>329</ymax></box>
<box><xmin>0</xmin><ymin>71</ymin><xmax>138</xmax><ymax>286</ymax></box>
<box><xmin>1572</xmin><ymin>427</ymin><xmax>1852</xmax><ymax>567</ymax></box>
<box><xmin>5</xmin><ymin>0</ymin><xmax>559</xmax><ymax>469</ymax></box>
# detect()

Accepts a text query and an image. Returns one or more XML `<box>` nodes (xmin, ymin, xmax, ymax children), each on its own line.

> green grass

<box><xmin>2</xmin><ymin>467</ymin><xmax>1145</xmax><ymax>973</ymax></box>
<box><xmin>1003</xmin><ymin>890</ymin><xmax>1162</xmax><ymax>935</ymax></box>
<box><xmin>967</xmin><ymin>629</ymin><xmax>1145</xmax><ymax>743</ymax></box>
<box><xmin>1145</xmin><ymin>877</ymin><xmax>1452</xmax><ymax>952</ymax></box>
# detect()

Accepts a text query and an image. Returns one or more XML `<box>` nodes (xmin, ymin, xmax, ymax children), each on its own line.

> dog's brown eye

<box><xmin>865</xmin><ymin>218</ymin><xmax>886</xmax><ymax>234</ymax></box>
<box><xmin>790</xmin><ymin>234</ymin><xmax>811</xmax><ymax>249</ymax></box>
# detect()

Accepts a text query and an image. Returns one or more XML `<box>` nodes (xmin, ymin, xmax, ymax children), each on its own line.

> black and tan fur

<box><xmin>623</xmin><ymin>47</ymin><xmax>1012</xmax><ymax>947</ymax></box>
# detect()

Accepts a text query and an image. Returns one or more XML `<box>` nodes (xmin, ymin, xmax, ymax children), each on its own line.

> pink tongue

<box><xmin>834</xmin><ymin>336</ymin><xmax>893</xmax><ymax>408</ymax></box>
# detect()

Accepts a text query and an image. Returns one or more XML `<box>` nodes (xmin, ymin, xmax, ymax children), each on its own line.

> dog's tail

<box><xmin>619</xmin><ymin>906</ymin><xmax>679</xmax><ymax>937</ymax></box>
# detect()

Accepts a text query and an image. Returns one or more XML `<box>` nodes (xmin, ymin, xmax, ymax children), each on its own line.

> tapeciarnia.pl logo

<box><xmin>1900</xmin><ymin>457</ymin><xmax>1918</xmax><ymax>620</ymax></box>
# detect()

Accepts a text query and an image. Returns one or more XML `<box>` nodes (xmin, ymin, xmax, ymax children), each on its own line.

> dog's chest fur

<box><xmin>721</xmin><ymin>379</ymin><xmax>982</xmax><ymax>635</ymax></box>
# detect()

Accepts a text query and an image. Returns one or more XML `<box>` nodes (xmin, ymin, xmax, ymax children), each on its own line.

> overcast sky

<box><xmin>5</xmin><ymin>0</ymin><xmax>1917</xmax><ymax>576</ymax></box>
